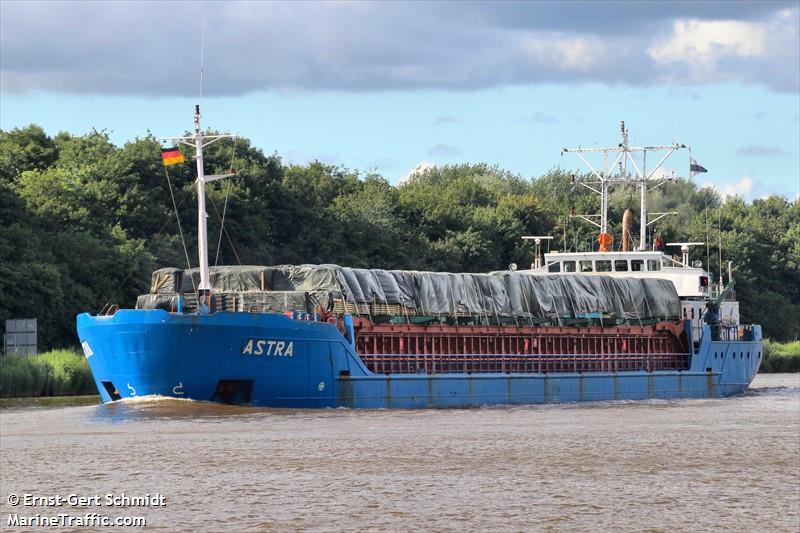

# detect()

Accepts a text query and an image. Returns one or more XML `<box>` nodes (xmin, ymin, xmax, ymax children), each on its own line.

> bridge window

<box><xmin>563</xmin><ymin>261</ymin><xmax>576</xmax><ymax>273</ymax></box>
<box><xmin>631</xmin><ymin>259</ymin><xmax>644</xmax><ymax>272</ymax></box>
<box><xmin>614</xmin><ymin>260</ymin><xmax>628</xmax><ymax>271</ymax></box>
<box><xmin>580</xmin><ymin>260</ymin><xmax>593</xmax><ymax>272</ymax></box>
<box><xmin>548</xmin><ymin>262</ymin><xmax>561</xmax><ymax>273</ymax></box>
<box><xmin>648</xmin><ymin>259</ymin><xmax>661</xmax><ymax>271</ymax></box>
<box><xmin>596</xmin><ymin>260</ymin><xmax>612</xmax><ymax>272</ymax></box>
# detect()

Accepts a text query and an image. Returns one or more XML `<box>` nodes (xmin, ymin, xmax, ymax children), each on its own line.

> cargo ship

<box><xmin>76</xmin><ymin>112</ymin><xmax>762</xmax><ymax>407</ymax></box>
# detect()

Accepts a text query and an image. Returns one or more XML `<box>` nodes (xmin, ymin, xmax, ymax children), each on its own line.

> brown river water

<box><xmin>1</xmin><ymin>373</ymin><xmax>798</xmax><ymax>532</ymax></box>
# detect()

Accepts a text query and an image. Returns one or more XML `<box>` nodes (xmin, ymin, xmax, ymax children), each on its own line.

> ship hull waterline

<box><xmin>76</xmin><ymin>310</ymin><xmax>762</xmax><ymax>408</ymax></box>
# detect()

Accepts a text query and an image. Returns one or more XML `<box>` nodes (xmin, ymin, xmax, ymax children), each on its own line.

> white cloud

<box><xmin>1</xmin><ymin>3</ymin><xmax>797</xmax><ymax>94</ymax></box>
<box><xmin>398</xmin><ymin>161</ymin><xmax>437</xmax><ymax>183</ymax></box>
<box><xmin>647</xmin><ymin>10</ymin><xmax>798</xmax><ymax>87</ymax></box>
<box><xmin>702</xmin><ymin>176</ymin><xmax>753</xmax><ymax>199</ymax></box>
<box><xmin>650</xmin><ymin>20</ymin><xmax>766</xmax><ymax>62</ymax></box>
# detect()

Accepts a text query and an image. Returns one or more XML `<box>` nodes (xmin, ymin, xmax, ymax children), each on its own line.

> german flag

<box><xmin>161</xmin><ymin>147</ymin><xmax>184</xmax><ymax>166</ymax></box>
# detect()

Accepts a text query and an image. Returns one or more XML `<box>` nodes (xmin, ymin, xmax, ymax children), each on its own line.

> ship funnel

<box><xmin>622</xmin><ymin>208</ymin><xmax>633</xmax><ymax>252</ymax></box>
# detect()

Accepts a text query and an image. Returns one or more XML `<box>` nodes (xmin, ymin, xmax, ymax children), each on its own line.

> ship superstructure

<box><xmin>76</xmin><ymin>114</ymin><xmax>762</xmax><ymax>407</ymax></box>
<box><xmin>526</xmin><ymin>122</ymin><xmax>741</xmax><ymax>346</ymax></box>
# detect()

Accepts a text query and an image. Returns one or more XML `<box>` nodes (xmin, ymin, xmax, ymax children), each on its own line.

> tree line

<box><xmin>1</xmin><ymin>125</ymin><xmax>798</xmax><ymax>348</ymax></box>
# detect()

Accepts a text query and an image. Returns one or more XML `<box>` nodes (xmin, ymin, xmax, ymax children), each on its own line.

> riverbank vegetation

<box><xmin>0</xmin><ymin>349</ymin><xmax>95</xmax><ymax>398</ymax></box>
<box><xmin>1</xmin><ymin>125</ymin><xmax>798</xmax><ymax>350</ymax></box>
<box><xmin>761</xmin><ymin>340</ymin><xmax>800</xmax><ymax>373</ymax></box>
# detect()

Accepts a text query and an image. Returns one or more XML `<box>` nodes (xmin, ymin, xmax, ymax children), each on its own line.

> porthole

<box><xmin>758</xmin><ymin>352</ymin><xmax>761</xmax><ymax>359</ymax></box>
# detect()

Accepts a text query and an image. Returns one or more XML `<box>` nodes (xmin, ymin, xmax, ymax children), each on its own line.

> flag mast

<box><xmin>161</xmin><ymin>110</ymin><xmax>235</xmax><ymax>313</ymax></box>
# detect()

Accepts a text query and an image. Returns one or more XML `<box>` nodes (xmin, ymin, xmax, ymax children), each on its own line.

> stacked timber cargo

<box><xmin>136</xmin><ymin>264</ymin><xmax>681</xmax><ymax>326</ymax></box>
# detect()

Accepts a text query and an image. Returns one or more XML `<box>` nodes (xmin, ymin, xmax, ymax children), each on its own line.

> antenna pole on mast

<box><xmin>199</xmin><ymin>19</ymin><xmax>205</xmax><ymax>111</ymax></box>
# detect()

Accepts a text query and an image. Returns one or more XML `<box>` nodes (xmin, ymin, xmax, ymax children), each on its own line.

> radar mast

<box><xmin>561</xmin><ymin>122</ymin><xmax>687</xmax><ymax>251</ymax></box>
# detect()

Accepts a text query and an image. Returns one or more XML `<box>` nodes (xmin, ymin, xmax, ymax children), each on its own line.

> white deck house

<box><xmin>525</xmin><ymin>250</ymin><xmax>739</xmax><ymax>337</ymax></box>
<box><xmin>536</xmin><ymin>251</ymin><xmax>708</xmax><ymax>298</ymax></box>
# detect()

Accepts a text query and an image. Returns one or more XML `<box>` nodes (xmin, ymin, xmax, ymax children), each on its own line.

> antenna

<box><xmin>199</xmin><ymin>19</ymin><xmax>206</xmax><ymax>112</ymax></box>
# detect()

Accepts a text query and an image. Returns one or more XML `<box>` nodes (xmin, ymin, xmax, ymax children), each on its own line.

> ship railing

<box><xmin>709</xmin><ymin>287</ymin><xmax>737</xmax><ymax>302</ymax></box>
<box><xmin>100</xmin><ymin>303</ymin><xmax>119</xmax><ymax>316</ymax></box>
<box><xmin>359</xmin><ymin>352</ymin><xmax>691</xmax><ymax>375</ymax></box>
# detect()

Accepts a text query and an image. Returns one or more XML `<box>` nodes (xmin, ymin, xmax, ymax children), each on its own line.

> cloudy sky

<box><xmin>2</xmin><ymin>1</ymin><xmax>798</xmax><ymax>199</ymax></box>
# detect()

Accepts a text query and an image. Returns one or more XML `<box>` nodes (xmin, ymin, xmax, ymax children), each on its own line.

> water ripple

<box><xmin>1</xmin><ymin>374</ymin><xmax>798</xmax><ymax>532</ymax></box>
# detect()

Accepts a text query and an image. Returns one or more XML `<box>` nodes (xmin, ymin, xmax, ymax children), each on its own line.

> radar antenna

<box><xmin>666</xmin><ymin>242</ymin><xmax>704</xmax><ymax>267</ymax></box>
<box><xmin>522</xmin><ymin>236</ymin><xmax>553</xmax><ymax>270</ymax></box>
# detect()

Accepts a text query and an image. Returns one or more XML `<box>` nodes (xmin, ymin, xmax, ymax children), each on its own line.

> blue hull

<box><xmin>76</xmin><ymin>310</ymin><xmax>762</xmax><ymax>408</ymax></box>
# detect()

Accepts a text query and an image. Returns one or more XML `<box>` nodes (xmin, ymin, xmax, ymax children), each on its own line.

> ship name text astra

<box><xmin>241</xmin><ymin>339</ymin><xmax>294</xmax><ymax>357</ymax></box>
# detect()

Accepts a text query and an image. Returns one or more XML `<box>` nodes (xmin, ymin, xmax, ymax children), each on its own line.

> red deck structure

<box><xmin>348</xmin><ymin>318</ymin><xmax>690</xmax><ymax>375</ymax></box>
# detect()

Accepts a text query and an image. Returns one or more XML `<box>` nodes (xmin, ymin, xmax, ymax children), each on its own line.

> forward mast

<box><xmin>161</xmin><ymin>105</ymin><xmax>236</xmax><ymax>312</ymax></box>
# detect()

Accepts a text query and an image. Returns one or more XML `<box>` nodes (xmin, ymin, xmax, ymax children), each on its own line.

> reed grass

<box><xmin>760</xmin><ymin>340</ymin><xmax>800</xmax><ymax>373</ymax></box>
<box><xmin>0</xmin><ymin>349</ymin><xmax>96</xmax><ymax>398</ymax></box>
